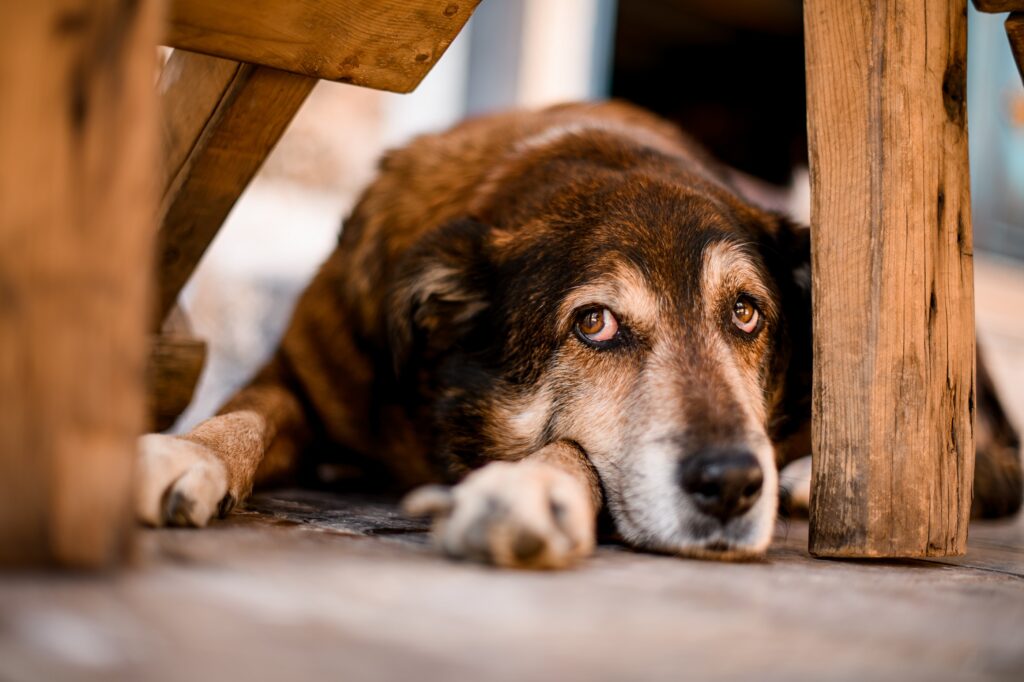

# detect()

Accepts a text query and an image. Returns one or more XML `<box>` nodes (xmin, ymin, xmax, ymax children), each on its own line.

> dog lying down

<box><xmin>137</xmin><ymin>102</ymin><xmax>1023</xmax><ymax>567</ymax></box>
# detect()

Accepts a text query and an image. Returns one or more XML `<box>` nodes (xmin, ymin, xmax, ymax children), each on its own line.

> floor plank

<box><xmin>2</xmin><ymin>261</ymin><xmax>1023</xmax><ymax>682</ymax></box>
<box><xmin>1</xmin><ymin>488</ymin><xmax>1022</xmax><ymax>682</ymax></box>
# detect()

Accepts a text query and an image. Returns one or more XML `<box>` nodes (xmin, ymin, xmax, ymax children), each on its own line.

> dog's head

<box><xmin>390</xmin><ymin>127</ymin><xmax>811</xmax><ymax>558</ymax></box>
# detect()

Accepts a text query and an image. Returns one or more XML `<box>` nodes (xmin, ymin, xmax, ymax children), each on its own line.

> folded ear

<box><xmin>387</xmin><ymin>218</ymin><xmax>493</xmax><ymax>375</ymax></box>
<box><xmin>759</xmin><ymin>213</ymin><xmax>812</xmax><ymax>463</ymax></box>
<box><xmin>765</xmin><ymin>210</ymin><xmax>810</xmax><ymax>297</ymax></box>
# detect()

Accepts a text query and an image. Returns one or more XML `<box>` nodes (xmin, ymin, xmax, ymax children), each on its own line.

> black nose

<box><xmin>679</xmin><ymin>448</ymin><xmax>764</xmax><ymax>522</ymax></box>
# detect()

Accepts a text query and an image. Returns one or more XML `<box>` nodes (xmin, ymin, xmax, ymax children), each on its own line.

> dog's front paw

<box><xmin>135</xmin><ymin>434</ymin><xmax>230</xmax><ymax>528</ymax></box>
<box><xmin>404</xmin><ymin>461</ymin><xmax>596</xmax><ymax>569</ymax></box>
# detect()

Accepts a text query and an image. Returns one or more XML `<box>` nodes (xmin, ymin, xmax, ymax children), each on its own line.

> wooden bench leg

<box><xmin>805</xmin><ymin>0</ymin><xmax>975</xmax><ymax>557</ymax></box>
<box><xmin>156</xmin><ymin>50</ymin><xmax>316</xmax><ymax>324</ymax></box>
<box><xmin>0</xmin><ymin>1</ymin><xmax>159</xmax><ymax>567</ymax></box>
<box><xmin>1008</xmin><ymin>12</ymin><xmax>1024</xmax><ymax>86</ymax></box>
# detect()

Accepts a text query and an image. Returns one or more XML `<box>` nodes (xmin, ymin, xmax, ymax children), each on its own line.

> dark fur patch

<box><xmin>268</xmin><ymin>101</ymin><xmax>1019</xmax><ymax>520</ymax></box>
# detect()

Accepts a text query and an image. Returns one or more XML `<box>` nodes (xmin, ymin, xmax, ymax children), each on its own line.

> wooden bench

<box><xmin>0</xmin><ymin>0</ymin><xmax>478</xmax><ymax>567</ymax></box>
<box><xmin>0</xmin><ymin>0</ymin><xmax>1010</xmax><ymax>567</ymax></box>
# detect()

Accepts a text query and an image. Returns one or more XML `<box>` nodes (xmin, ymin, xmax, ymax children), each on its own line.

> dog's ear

<box><xmin>387</xmin><ymin>217</ymin><xmax>493</xmax><ymax>375</ymax></box>
<box><xmin>758</xmin><ymin>213</ymin><xmax>812</xmax><ymax>461</ymax></box>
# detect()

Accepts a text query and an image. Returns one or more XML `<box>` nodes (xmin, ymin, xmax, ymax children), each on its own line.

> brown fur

<box><xmin>137</xmin><ymin>102</ymin><xmax>1021</xmax><ymax>562</ymax></box>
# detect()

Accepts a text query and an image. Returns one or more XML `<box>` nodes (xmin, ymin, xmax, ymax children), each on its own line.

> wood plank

<box><xmin>158</xmin><ymin>50</ymin><xmax>243</xmax><ymax>193</ymax></box>
<box><xmin>972</xmin><ymin>0</ymin><xmax>1024</xmax><ymax>12</ymax></box>
<box><xmin>1009</xmin><ymin>13</ymin><xmax>1024</xmax><ymax>86</ymax></box>
<box><xmin>0</xmin><ymin>0</ymin><xmax>159</xmax><ymax>567</ymax></box>
<box><xmin>146</xmin><ymin>335</ymin><xmax>206</xmax><ymax>433</ymax></box>
<box><xmin>156</xmin><ymin>51</ymin><xmax>316</xmax><ymax>323</ymax></box>
<box><xmin>166</xmin><ymin>0</ymin><xmax>480</xmax><ymax>93</ymax></box>
<box><xmin>147</xmin><ymin>305</ymin><xmax>205</xmax><ymax>432</ymax></box>
<box><xmin>805</xmin><ymin>0</ymin><xmax>975</xmax><ymax>557</ymax></box>
<box><xmin>2</xmin><ymin>493</ymin><xmax>1022</xmax><ymax>681</ymax></box>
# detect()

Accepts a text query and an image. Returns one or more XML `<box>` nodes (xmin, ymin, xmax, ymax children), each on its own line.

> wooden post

<box><xmin>0</xmin><ymin>1</ymin><xmax>159</xmax><ymax>567</ymax></box>
<box><xmin>805</xmin><ymin>0</ymin><xmax>975</xmax><ymax>557</ymax></box>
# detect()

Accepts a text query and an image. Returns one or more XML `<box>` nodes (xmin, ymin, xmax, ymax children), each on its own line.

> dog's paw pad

<box><xmin>136</xmin><ymin>434</ymin><xmax>229</xmax><ymax>528</ymax></box>
<box><xmin>510</xmin><ymin>527</ymin><xmax>547</xmax><ymax>563</ymax></box>
<box><xmin>407</xmin><ymin>461</ymin><xmax>595</xmax><ymax>569</ymax></box>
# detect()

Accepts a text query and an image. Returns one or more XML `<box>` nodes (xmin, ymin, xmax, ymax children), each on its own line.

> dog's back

<box><xmin>336</xmin><ymin>102</ymin><xmax>727</xmax><ymax>341</ymax></box>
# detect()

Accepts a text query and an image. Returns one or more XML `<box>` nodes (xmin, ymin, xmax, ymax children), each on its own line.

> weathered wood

<box><xmin>2</xmin><ymin>490</ymin><xmax>1023</xmax><ymax>681</ymax></box>
<box><xmin>146</xmin><ymin>335</ymin><xmax>207</xmax><ymax>433</ymax></box>
<box><xmin>166</xmin><ymin>0</ymin><xmax>480</xmax><ymax>93</ymax></box>
<box><xmin>158</xmin><ymin>50</ymin><xmax>243</xmax><ymax>193</ymax></box>
<box><xmin>156</xmin><ymin>51</ymin><xmax>316</xmax><ymax>323</ymax></box>
<box><xmin>146</xmin><ymin>306</ymin><xmax>204</xmax><ymax>431</ymax></box>
<box><xmin>805</xmin><ymin>0</ymin><xmax>975</xmax><ymax>557</ymax></box>
<box><xmin>972</xmin><ymin>0</ymin><xmax>1024</xmax><ymax>12</ymax></box>
<box><xmin>0</xmin><ymin>1</ymin><xmax>159</xmax><ymax>566</ymax></box>
<box><xmin>1008</xmin><ymin>13</ymin><xmax>1024</xmax><ymax>86</ymax></box>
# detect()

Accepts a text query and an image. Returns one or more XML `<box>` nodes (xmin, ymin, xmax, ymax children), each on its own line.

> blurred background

<box><xmin>173</xmin><ymin>0</ymin><xmax>1024</xmax><ymax>433</ymax></box>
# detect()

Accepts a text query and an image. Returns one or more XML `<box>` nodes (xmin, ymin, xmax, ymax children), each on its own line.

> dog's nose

<box><xmin>679</xmin><ymin>448</ymin><xmax>764</xmax><ymax>522</ymax></box>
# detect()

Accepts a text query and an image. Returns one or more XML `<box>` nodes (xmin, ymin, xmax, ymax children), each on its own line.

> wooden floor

<box><xmin>1</xmin><ymin>256</ymin><xmax>1023</xmax><ymax>682</ymax></box>
<box><xmin>1</xmin><ymin>491</ymin><xmax>1021</xmax><ymax>682</ymax></box>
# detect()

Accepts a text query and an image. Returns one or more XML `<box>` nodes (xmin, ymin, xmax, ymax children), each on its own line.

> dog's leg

<box><xmin>972</xmin><ymin>352</ymin><xmax>1022</xmax><ymax>518</ymax></box>
<box><xmin>404</xmin><ymin>442</ymin><xmax>601</xmax><ymax>569</ymax></box>
<box><xmin>136</xmin><ymin>363</ymin><xmax>309</xmax><ymax>527</ymax></box>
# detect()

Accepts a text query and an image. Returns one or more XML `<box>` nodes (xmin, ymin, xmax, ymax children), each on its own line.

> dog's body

<box><xmin>137</xmin><ymin>102</ymin><xmax>1022</xmax><ymax>567</ymax></box>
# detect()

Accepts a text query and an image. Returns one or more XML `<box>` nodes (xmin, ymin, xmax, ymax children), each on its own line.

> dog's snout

<box><xmin>679</xmin><ymin>448</ymin><xmax>764</xmax><ymax>522</ymax></box>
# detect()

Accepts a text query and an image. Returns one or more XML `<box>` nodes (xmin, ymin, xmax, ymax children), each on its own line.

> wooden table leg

<box><xmin>0</xmin><ymin>1</ymin><xmax>159</xmax><ymax>566</ymax></box>
<box><xmin>805</xmin><ymin>0</ymin><xmax>975</xmax><ymax>557</ymax></box>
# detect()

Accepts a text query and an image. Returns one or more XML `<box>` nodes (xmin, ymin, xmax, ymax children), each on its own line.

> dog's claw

<box><xmin>163</xmin><ymin>489</ymin><xmax>195</xmax><ymax>527</ymax></box>
<box><xmin>218</xmin><ymin>492</ymin><xmax>237</xmax><ymax>517</ymax></box>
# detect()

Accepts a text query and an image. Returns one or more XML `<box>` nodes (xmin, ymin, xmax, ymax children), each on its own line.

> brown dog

<box><xmin>136</xmin><ymin>102</ymin><xmax>1022</xmax><ymax>567</ymax></box>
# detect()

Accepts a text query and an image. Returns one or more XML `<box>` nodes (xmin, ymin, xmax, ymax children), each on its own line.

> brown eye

<box><xmin>575</xmin><ymin>307</ymin><xmax>619</xmax><ymax>344</ymax></box>
<box><xmin>732</xmin><ymin>296</ymin><xmax>760</xmax><ymax>334</ymax></box>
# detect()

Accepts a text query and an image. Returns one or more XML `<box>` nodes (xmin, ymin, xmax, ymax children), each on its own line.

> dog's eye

<box><xmin>732</xmin><ymin>296</ymin><xmax>760</xmax><ymax>334</ymax></box>
<box><xmin>575</xmin><ymin>307</ymin><xmax>619</xmax><ymax>344</ymax></box>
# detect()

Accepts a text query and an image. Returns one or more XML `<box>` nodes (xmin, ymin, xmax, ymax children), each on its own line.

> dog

<box><xmin>136</xmin><ymin>102</ymin><xmax>1023</xmax><ymax>568</ymax></box>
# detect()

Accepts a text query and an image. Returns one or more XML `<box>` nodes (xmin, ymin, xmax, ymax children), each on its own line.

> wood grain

<box><xmin>166</xmin><ymin>0</ymin><xmax>480</xmax><ymax>93</ymax></box>
<box><xmin>158</xmin><ymin>50</ymin><xmax>242</xmax><ymax>193</ymax></box>
<box><xmin>146</xmin><ymin>335</ymin><xmax>206</xmax><ymax>433</ymax></box>
<box><xmin>2</xmin><ymin>491</ymin><xmax>1022</xmax><ymax>681</ymax></box>
<box><xmin>805</xmin><ymin>0</ymin><xmax>975</xmax><ymax>557</ymax></box>
<box><xmin>972</xmin><ymin>0</ymin><xmax>1024</xmax><ymax>12</ymax></box>
<box><xmin>1008</xmin><ymin>13</ymin><xmax>1024</xmax><ymax>86</ymax></box>
<box><xmin>155</xmin><ymin>51</ymin><xmax>316</xmax><ymax>324</ymax></box>
<box><xmin>0</xmin><ymin>1</ymin><xmax>159</xmax><ymax>566</ymax></box>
